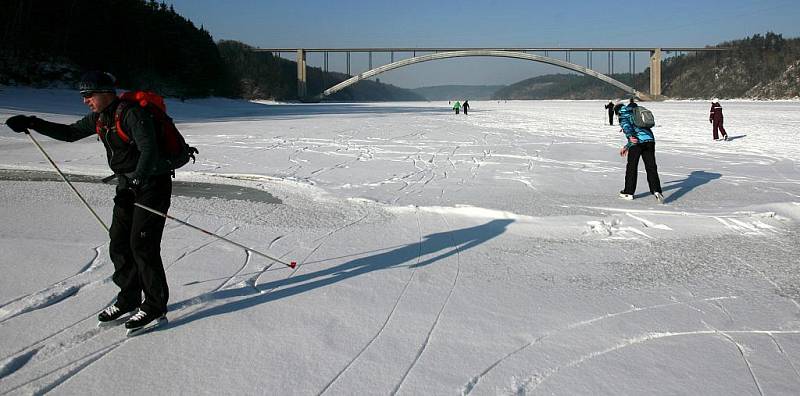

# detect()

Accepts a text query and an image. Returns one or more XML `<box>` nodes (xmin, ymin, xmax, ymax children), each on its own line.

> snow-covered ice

<box><xmin>1</xmin><ymin>87</ymin><xmax>799</xmax><ymax>395</ymax></box>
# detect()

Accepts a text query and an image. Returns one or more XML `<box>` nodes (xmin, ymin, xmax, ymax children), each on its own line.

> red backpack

<box><xmin>96</xmin><ymin>91</ymin><xmax>198</xmax><ymax>170</ymax></box>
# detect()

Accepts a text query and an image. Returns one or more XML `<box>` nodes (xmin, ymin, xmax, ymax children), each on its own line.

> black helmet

<box><xmin>79</xmin><ymin>71</ymin><xmax>116</xmax><ymax>95</ymax></box>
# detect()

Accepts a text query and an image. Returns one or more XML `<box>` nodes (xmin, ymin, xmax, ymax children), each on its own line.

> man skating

<box><xmin>5</xmin><ymin>71</ymin><xmax>172</xmax><ymax>334</ymax></box>
<box><xmin>604</xmin><ymin>101</ymin><xmax>615</xmax><ymax>125</ymax></box>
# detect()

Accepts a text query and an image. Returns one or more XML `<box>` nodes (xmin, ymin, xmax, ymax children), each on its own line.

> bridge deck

<box><xmin>255</xmin><ymin>47</ymin><xmax>729</xmax><ymax>52</ymax></box>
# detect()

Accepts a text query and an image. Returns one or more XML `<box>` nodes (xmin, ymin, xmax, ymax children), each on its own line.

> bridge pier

<box><xmin>297</xmin><ymin>49</ymin><xmax>307</xmax><ymax>98</ymax></box>
<box><xmin>649</xmin><ymin>48</ymin><xmax>662</xmax><ymax>99</ymax></box>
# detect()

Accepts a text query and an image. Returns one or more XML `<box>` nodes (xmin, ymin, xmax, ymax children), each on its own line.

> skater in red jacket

<box><xmin>709</xmin><ymin>99</ymin><xmax>729</xmax><ymax>141</ymax></box>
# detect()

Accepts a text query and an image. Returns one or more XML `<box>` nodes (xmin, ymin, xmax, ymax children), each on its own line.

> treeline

<box><xmin>412</xmin><ymin>85</ymin><xmax>506</xmax><ymax>101</ymax></box>
<box><xmin>1</xmin><ymin>0</ymin><xmax>223</xmax><ymax>97</ymax></box>
<box><xmin>662</xmin><ymin>32</ymin><xmax>800</xmax><ymax>98</ymax></box>
<box><xmin>493</xmin><ymin>74</ymin><xmax>637</xmax><ymax>100</ymax></box>
<box><xmin>494</xmin><ymin>33</ymin><xmax>800</xmax><ymax>100</ymax></box>
<box><xmin>4</xmin><ymin>1</ymin><xmax>796</xmax><ymax>101</ymax></box>
<box><xmin>0</xmin><ymin>0</ymin><xmax>421</xmax><ymax>101</ymax></box>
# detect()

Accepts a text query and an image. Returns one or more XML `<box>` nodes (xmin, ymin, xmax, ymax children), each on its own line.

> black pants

<box><xmin>109</xmin><ymin>174</ymin><xmax>171</xmax><ymax>315</ymax></box>
<box><xmin>608</xmin><ymin>112</ymin><xmax>614</xmax><ymax>125</ymax></box>
<box><xmin>623</xmin><ymin>141</ymin><xmax>662</xmax><ymax>195</ymax></box>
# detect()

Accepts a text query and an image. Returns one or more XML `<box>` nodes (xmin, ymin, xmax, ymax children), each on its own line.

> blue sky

<box><xmin>170</xmin><ymin>0</ymin><xmax>800</xmax><ymax>88</ymax></box>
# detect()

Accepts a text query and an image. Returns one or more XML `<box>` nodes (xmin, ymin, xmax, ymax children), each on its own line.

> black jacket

<box><xmin>30</xmin><ymin>99</ymin><xmax>170</xmax><ymax>180</ymax></box>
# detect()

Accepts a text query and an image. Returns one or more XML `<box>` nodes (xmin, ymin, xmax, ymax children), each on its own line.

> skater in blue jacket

<box><xmin>617</xmin><ymin>99</ymin><xmax>664</xmax><ymax>203</ymax></box>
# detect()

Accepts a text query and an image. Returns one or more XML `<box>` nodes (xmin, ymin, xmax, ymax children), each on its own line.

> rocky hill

<box><xmin>746</xmin><ymin>59</ymin><xmax>800</xmax><ymax>98</ymax></box>
<box><xmin>494</xmin><ymin>33</ymin><xmax>800</xmax><ymax>100</ymax></box>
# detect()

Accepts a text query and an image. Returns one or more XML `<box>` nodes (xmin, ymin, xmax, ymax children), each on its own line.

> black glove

<box><xmin>5</xmin><ymin>115</ymin><xmax>35</xmax><ymax>133</ymax></box>
<box><xmin>119</xmin><ymin>175</ymin><xmax>142</xmax><ymax>194</ymax></box>
<box><xmin>114</xmin><ymin>175</ymin><xmax>142</xmax><ymax>207</ymax></box>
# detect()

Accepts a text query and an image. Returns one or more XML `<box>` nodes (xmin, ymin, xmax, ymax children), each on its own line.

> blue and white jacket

<box><xmin>619</xmin><ymin>104</ymin><xmax>654</xmax><ymax>148</ymax></box>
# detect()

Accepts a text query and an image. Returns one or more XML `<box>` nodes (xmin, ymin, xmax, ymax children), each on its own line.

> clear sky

<box><xmin>169</xmin><ymin>0</ymin><xmax>800</xmax><ymax>88</ymax></box>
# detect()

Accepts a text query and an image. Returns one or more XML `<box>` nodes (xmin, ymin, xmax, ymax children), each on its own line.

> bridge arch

<box><xmin>321</xmin><ymin>50</ymin><xmax>645</xmax><ymax>99</ymax></box>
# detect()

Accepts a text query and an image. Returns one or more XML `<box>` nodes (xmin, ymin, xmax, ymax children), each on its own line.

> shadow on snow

<box><xmin>166</xmin><ymin>219</ymin><xmax>513</xmax><ymax>328</ymax></box>
<box><xmin>724</xmin><ymin>134</ymin><xmax>747</xmax><ymax>141</ymax></box>
<box><xmin>658</xmin><ymin>170</ymin><xmax>722</xmax><ymax>204</ymax></box>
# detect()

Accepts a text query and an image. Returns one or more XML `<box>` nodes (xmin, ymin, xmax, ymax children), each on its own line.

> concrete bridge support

<box><xmin>649</xmin><ymin>48</ymin><xmax>662</xmax><ymax>99</ymax></box>
<box><xmin>296</xmin><ymin>49</ymin><xmax>307</xmax><ymax>98</ymax></box>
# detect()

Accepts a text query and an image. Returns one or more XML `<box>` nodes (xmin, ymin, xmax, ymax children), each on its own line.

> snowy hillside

<box><xmin>1</xmin><ymin>87</ymin><xmax>799</xmax><ymax>395</ymax></box>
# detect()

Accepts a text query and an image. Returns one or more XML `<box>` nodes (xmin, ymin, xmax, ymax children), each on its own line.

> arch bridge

<box><xmin>254</xmin><ymin>47</ymin><xmax>728</xmax><ymax>101</ymax></box>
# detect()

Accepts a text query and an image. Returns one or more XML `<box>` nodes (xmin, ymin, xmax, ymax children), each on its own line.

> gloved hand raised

<box><xmin>5</xmin><ymin>115</ymin><xmax>35</xmax><ymax>133</ymax></box>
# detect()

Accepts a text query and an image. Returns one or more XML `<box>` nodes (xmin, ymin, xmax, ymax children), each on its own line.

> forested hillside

<box><xmin>0</xmin><ymin>0</ymin><xmax>421</xmax><ymax>101</ymax></box>
<box><xmin>662</xmin><ymin>33</ymin><xmax>800</xmax><ymax>98</ymax></box>
<box><xmin>494</xmin><ymin>33</ymin><xmax>800</xmax><ymax>100</ymax></box>
<box><xmin>1</xmin><ymin>0</ymin><xmax>223</xmax><ymax>97</ymax></box>
<box><xmin>492</xmin><ymin>74</ymin><xmax>635</xmax><ymax>100</ymax></box>
<box><xmin>2</xmin><ymin>1</ymin><xmax>796</xmax><ymax>101</ymax></box>
<box><xmin>411</xmin><ymin>85</ymin><xmax>506</xmax><ymax>101</ymax></box>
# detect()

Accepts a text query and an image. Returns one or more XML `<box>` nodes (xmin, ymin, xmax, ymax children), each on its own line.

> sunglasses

<box><xmin>80</xmin><ymin>92</ymin><xmax>95</xmax><ymax>98</ymax></box>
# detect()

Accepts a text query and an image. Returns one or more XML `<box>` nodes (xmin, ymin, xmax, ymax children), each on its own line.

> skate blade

<box><xmin>97</xmin><ymin>315</ymin><xmax>131</xmax><ymax>328</ymax></box>
<box><xmin>126</xmin><ymin>316</ymin><xmax>168</xmax><ymax>337</ymax></box>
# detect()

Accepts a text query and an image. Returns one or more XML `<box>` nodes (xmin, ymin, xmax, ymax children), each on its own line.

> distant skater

<box><xmin>613</xmin><ymin>102</ymin><xmax>624</xmax><ymax>123</ymax></box>
<box><xmin>617</xmin><ymin>99</ymin><xmax>664</xmax><ymax>204</ymax></box>
<box><xmin>462</xmin><ymin>100</ymin><xmax>470</xmax><ymax>115</ymax></box>
<box><xmin>709</xmin><ymin>98</ymin><xmax>729</xmax><ymax>141</ymax></box>
<box><xmin>453</xmin><ymin>101</ymin><xmax>461</xmax><ymax>115</ymax></box>
<box><xmin>604</xmin><ymin>101</ymin><xmax>615</xmax><ymax>125</ymax></box>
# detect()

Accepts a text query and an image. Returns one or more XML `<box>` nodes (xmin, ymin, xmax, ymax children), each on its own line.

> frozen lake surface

<box><xmin>1</xmin><ymin>87</ymin><xmax>799</xmax><ymax>395</ymax></box>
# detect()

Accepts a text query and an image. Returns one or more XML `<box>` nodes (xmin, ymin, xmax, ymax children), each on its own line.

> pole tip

<box><xmin>290</xmin><ymin>261</ymin><xmax>297</xmax><ymax>268</ymax></box>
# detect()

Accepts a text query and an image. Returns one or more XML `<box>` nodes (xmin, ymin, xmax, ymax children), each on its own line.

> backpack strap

<box><xmin>113</xmin><ymin>101</ymin><xmax>132</xmax><ymax>144</ymax></box>
<box><xmin>94</xmin><ymin>101</ymin><xmax>132</xmax><ymax>144</ymax></box>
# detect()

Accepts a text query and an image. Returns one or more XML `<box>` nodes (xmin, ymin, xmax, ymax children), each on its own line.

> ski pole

<box><xmin>25</xmin><ymin>131</ymin><xmax>109</xmax><ymax>232</ymax></box>
<box><xmin>133</xmin><ymin>202</ymin><xmax>297</xmax><ymax>269</ymax></box>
